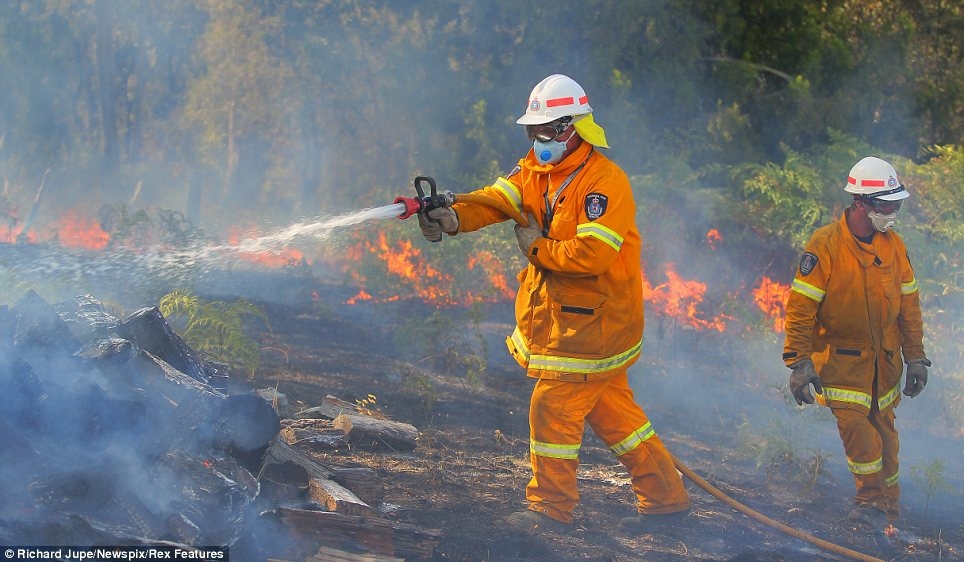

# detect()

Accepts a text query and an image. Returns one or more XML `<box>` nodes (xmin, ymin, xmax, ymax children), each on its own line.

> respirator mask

<box><xmin>526</xmin><ymin>118</ymin><xmax>574</xmax><ymax>165</ymax></box>
<box><xmin>863</xmin><ymin>197</ymin><xmax>903</xmax><ymax>232</ymax></box>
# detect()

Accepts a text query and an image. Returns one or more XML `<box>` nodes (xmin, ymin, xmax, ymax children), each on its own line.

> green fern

<box><xmin>159</xmin><ymin>289</ymin><xmax>269</xmax><ymax>378</ymax></box>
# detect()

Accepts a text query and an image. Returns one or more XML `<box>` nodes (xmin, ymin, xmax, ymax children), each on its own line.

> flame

<box><xmin>752</xmin><ymin>276</ymin><xmax>790</xmax><ymax>333</ymax></box>
<box><xmin>706</xmin><ymin>229</ymin><xmax>722</xmax><ymax>250</ymax></box>
<box><xmin>467</xmin><ymin>251</ymin><xmax>516</xmax><ymax>300</ymax></box>
<box><xmin>54</xmin><ymin>210</ymin><xmax>110</xmax><ymax>250</ymax></box>
<box><xmin>2</xmin><ymin>228</ymin><xmax>36</xmax><ymax>244</ymax></box>
<box><xmin>346</xmin><ymin>231</ymin><xmax>454</xmax><ymax>305</ymax></box>
<box><xmin>345</xmin><ymin>236</ymin><xmax>523</xmax><ymax>306</ymax></box>
<box><xmin>346</xmin><ymin>289</ymin><xmax>373</xmax><ymax>305</ymax></box>
<box><xmin>645</xmin><ymin>263</ymin><xmax>728</xmax><ymax>332</ymax></box>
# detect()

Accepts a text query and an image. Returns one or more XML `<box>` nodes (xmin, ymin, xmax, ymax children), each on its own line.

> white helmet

<box><xmin>844</xmin><ymin>156</ymin><xmax>909</xmax><ymax>201</ymax></box>
<box><xmin>516</xmin><ymin>74</ymin><xmax>593</xmax><ymax>125</ymax></box>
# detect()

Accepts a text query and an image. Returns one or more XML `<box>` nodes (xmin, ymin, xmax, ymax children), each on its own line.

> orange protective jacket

<box><xmin>451</xmin><ymin>142</ymin><xmax>643</xmax><ymax>380</ymax></box>
<box><xmin>783</xmin><ymin>211</ymin><xmax>926</xmax><ymax>413</ymax></box>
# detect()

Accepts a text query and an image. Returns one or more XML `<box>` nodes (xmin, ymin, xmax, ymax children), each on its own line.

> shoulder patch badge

<box><xmin>799</xmin><ymin>252</ymin><xmax>818</xmax><ymax>276</ymax></box>
<box><xmin>585</xmin><ymin>193</ymin><xmax>608</xmax><ymax>220</ymax></box>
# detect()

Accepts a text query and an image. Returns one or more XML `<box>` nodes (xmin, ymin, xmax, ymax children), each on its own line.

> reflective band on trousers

<box><xmin>609</xmin><ymin>422</ymin><xmax>655</xmax><ymax>456</ymax></box>
<box><xmin>848</xmin><ymin>455</ymin><xmax>883</xmax><ymax>475</ymax></box>
<box><xmin>791</xmin><ymin>278</ymin><xmax>826</xmax><ymax>302</ymax></box>
<box><xmin>510</xmin><ymin>327</ymin><xmax>642</xmax><ymax>374</ymax></box>
<box><xmin>531</xmin><ymin>439</ymin><xmax>580</xmax><ymax>460</ymax></box>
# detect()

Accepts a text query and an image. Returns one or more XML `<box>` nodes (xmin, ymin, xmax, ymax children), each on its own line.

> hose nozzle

<box><xmin>396</xmin><ymin>176</ymin><xmax>455</xmax><ymax>219</ymax></box>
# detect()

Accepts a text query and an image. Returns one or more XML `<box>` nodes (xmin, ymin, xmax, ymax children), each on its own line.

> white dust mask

<box><xmin>868</xmin><ymin>211</ymin><xmax>898</xmax><ymax>232</ymax></box>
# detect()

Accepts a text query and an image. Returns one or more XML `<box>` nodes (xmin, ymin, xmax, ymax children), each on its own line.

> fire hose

<box><xmin>672</xmin><ymin>455</ymin><xmax>885</xmax><ymax>562</ymax></box>
<box><xmin>397</xmin><ymin>175</ymin><xmax>884</xmax><ymax>561</ymax></box>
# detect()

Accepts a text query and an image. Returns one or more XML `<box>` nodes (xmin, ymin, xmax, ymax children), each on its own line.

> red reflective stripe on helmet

<box><xmin>579</xmin><ymin>95</ymin><xmax>588</xmax><ymax>104</ymax></box>
<box><xmin>546</xmin><ymin>96</ymin><xmax>575</xmax><ymax>107</ymax></box>
<box><xmin>848</xmin><ymin>176</ymin><xmax>886</xmax><ymax>187</ymax></box>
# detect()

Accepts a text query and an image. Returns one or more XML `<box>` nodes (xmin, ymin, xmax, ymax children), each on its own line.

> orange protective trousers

<box><xmin>525</xmin><ymin>369</ymin><xmax>691</xmax><ymax>523</ymax></box>
<box><xmin>832</xmin><ymin>404</ymin><xmax>900</xmax><ymax>519</ymax></box>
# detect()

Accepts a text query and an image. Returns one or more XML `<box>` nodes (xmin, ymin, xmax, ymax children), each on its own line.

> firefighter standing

<box><xmin>418</xmin><ymin>74</ymin><xmax>690</xmax><ymax>532</ymax></box>
<box><xmin>783</xmin><ymin>156</ymin><xmax>929</xmax><ymax>528</ymax></box>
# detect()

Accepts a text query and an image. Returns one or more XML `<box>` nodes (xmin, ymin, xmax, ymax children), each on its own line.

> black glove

<box><xmin>788</xmin><ymin>358</ymin><xmax>823</xmax><ymax>405</ymax></box>
<box><xmin>903</xmin><ymin>358</ymin><xmax>931</xmax><ymax>398</ymax></box>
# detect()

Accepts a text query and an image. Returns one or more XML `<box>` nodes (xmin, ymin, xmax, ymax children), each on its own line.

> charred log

<box><xmin>264</xmin><ymin>506</ymin><xmax>441</xmax><ymax>560</ymax></box>
<box><xmin>332</xmin><ymin>413</ymin><xmax>418</xmax><ymax>451</ymax></box>
<box><xmin>119</xmin><ymin>305</ymin><xmax>219</xmax><ymax>387</ymax></box>
<box><xmin>308</xmin><ymin>477</ymin><xmax>377</xmax><ymax>517</ymax></box>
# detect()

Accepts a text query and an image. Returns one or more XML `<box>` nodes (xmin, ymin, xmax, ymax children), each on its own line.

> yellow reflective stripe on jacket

<box><xmin>901</xmin><ymin>276</ymin><xmax>919</xmax><ymax>295</ymax></box>
<box><xmin>791</xmin><ymin>278</ymin><xmax>826</xmax><ymax>302</ymax></box>
<box><xmin>878</xmin><ymin>383</ymin><xmax>902</xmax><ymax>410</ymax></box>
<box><xmin>847</xmin><ymin>455</ymin><xmax>883</xmax><ymax>475</ymax></box>
<box><xmin>511</xmin><ymin>326</ymin><xmax>642</xmax><ymax>374</ymax></box>
<box><xmin>509</xmin><ymin>327</ymin><xmax>529</xmax><ymax>359</ymax></box>
<box><xmin>885</xmin><ymin>471</ymin><xmax>899</xmax><ymax>487</ymax></box>
<box><xmin>609</xmin><ymin>422</ymin><xmax>655</xmax><ymax>456</ymax></box>
<box><xmin>491</xmin><ymin>177</ymin><xmax>522</xmax><ymax>216</ymax></box>
<box><xmin>530</xmin><ymin>438</ymin><xmax>580</xmax><ymax>460</ymax></box>
<box><xmin>576</xmin><ymin>222</ymin><xmax>623</xmax><ymax>252</ymax></box>
<box><xmin>822</xmin><ymin>386</ymin><xmax>872</xmax><ymax>409</ymax></box>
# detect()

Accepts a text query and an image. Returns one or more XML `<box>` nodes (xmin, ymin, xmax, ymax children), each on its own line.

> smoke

<box><xmin>1</xmin><ymin>2</ymin><xmax>961</xmax><ymax>555</ymax></box>
<box><xmin>0</xmin><ymin>290</ymin><xmax>279</xmax><ymax>556</ymax></box>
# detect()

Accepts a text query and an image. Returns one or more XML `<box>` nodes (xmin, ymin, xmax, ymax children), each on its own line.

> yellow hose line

<box><xmin>672</xmin><ymin>455</ymin><xmax>885</xmax><ymax>562</ymax></box>
<box><xmin>453</xmin><ymin>193</ymin><xmax>529</xmax><ymax>227</ymax></box>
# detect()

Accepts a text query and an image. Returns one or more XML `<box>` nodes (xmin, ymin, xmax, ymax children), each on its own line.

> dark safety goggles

<box><xmin>861</xmin><ymin>196</ymin><xmax>903</xmax><ymax>215</ymax></box>
<box><xmin>525</xmin><ymin>117</ymin><xmax>573</xmax><ymax>142</ymax></box>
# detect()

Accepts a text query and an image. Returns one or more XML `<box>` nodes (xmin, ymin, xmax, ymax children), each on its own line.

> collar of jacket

<box><xmin>524</xmin><ymin>140</ymin><xmax>595</xmax><ymax>174</ymax></box>
<box><xmin>838</xmin><ymin>211</ymin><xmax>895</xmax><ymax>268</ymax></box>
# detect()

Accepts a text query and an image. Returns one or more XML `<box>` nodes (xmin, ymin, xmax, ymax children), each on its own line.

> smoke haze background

<box><xmin>1</xmin><ymin>0</ymin><xmax>962</xmax><ymax>544</ymax></box>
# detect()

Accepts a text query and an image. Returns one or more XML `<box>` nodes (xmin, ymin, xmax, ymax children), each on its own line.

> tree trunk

<box><xmin>223</xmin><ymin>101</ymin><xmax>238</xmax><ymax>200</ymax></box>
<box><xmin>94</xmin><ymin>0</ymin><xmax>119</xmax><ymax>166</ymax></box>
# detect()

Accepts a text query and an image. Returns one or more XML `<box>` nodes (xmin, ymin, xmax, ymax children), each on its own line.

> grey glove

<box><xmin>417</xmin><ymin>211</ymin><xmax>442</xmax><ymax>242</ymax></box>
<box><xmin>428</xmin><ymin>207</ymin><xmax>459</xmax><ymax>233</ymax></box>
<box><xmin>788</xmin><ymin>357</ymin><xmax>823</xmax><ymax>405</ymax></box>
<box><xmin>514</xmin><ymin>213</ymin><xmax>542</xmax><ymax>256</ymax></box>
<box><xmin>903</xmin><ymin>358</ymin><xmax>931</xmax><ymax>397</ymax></box>
<box><xmin>417</xmin><ymin>207</ymin><xmax>458</xmax><ymax>243</ymax></box>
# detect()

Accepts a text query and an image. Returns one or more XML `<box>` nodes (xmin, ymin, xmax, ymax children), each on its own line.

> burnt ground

<box><xmin>240</xmin><ymin>287</ymin><xmax>963</xmax><ymax>562</ymax></box>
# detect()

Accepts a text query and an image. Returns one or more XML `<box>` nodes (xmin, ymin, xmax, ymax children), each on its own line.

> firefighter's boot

<box><xmin>847</xmin><ymin>504</ymin><xmax>888</xmax><ymax>529</ymax></box>
<box><xmin>505</xmin><ymin>509</ymin><xmax>569</xmax><ymax>533</ymax></box>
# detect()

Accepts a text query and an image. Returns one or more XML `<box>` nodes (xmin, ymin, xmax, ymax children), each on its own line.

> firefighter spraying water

<box><xmin>402</xmin><ymin>73</ymin><xmax>692</xmax><ymax>534</ymax></box>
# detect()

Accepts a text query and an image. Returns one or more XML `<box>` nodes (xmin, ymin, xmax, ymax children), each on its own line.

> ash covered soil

<box><xmin>244</xmin><ymin>290</ymin><xmax>963</xmax><ymax>562</ymax></box>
